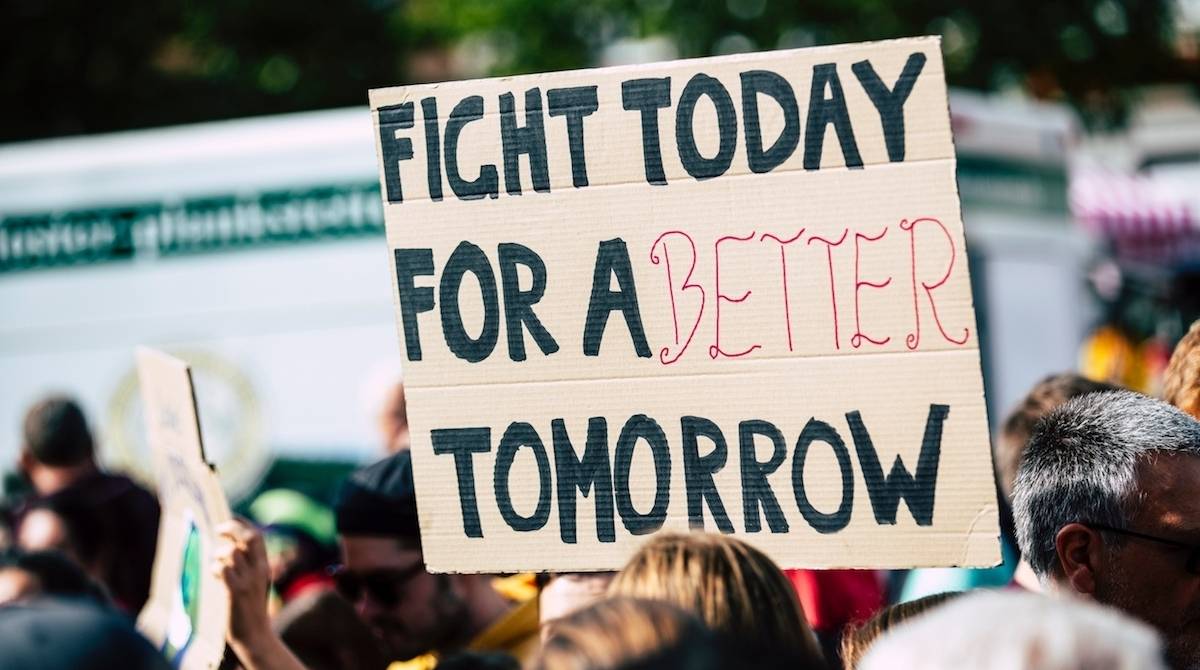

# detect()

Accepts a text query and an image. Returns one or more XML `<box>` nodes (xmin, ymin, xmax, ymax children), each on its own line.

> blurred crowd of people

<box><xmin>2</xmin><ymin>318</ymin><xmax>1200</xmax><ymax>670</ymax></box>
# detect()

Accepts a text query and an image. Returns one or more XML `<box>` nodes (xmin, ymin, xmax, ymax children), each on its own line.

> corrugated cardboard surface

<box><xmin>370</xmin><ymin>36</ymin><xmax>1000</xmax><ymax>572</ymax></box>
<box><xmin>136</xmin><ymin>348</ymin><xmax>232</xmax><ymax>670</ymax></box>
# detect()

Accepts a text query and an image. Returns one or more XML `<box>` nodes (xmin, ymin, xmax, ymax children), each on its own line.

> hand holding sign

<box><xmin>213</xmin><ymin>521</ymin><xmax>271</xmax><ymax>645</ymax></box>
<box><xmin>213</xmin><ymin>520</ymin><xmax>310</xmax><ymax>670</ymax></box>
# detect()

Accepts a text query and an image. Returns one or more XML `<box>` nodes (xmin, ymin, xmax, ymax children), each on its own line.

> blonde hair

<box><xmin>1164</xmin><ymin>319</ymin><xmax>1200</xmax><ymax>420</ymax></box>
<box><xmin>532</xmin><ymin>597</ymin><xmax>717</xmax><ymax>670</ymax></box>
<box><xmin>608</xmin><ymin>533</ymin><xmax>822</xmax><ymax>664</ymax></box>
<box><xmin>840</xmin><ymin>592</ymin><xmax>961</xmax><ymax>669</ymax></box>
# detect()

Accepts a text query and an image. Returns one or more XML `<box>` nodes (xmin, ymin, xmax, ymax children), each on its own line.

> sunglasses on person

<box><xmin>329</xmin><ymin>562</ymin><xmax>427</xmax><ymax>608</ymax></box>
<box><xmin>1084</xmin><ymin>522</ymin><xmax>1200</xmax><ymax>575</ymax></box>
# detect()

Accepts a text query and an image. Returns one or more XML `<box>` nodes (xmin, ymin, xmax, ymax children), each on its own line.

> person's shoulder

<box><xmin>102</xmin><ymin>472</ymin><xmax>157</xmax><ymax>502</ymax></box>
<box><xmin>66</xmin><ymin>472</ymin><xmax>159</xmax><ymax>515</ymax></box>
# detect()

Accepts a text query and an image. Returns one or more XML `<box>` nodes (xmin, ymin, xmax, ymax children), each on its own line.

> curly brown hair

<box><xmin>1164</xmin><ymin>319</ymin><xmax>1200</xmax><ymax>420</ymax></box>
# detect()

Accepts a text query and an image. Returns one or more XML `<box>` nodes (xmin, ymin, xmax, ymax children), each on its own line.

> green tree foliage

<box><xmin>2</xmin><ymin>0</ymin><xmax>1193</xmax><ymax>142</ymax></box>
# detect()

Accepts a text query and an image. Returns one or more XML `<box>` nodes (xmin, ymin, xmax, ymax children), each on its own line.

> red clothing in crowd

<box><xmin>786</xmin><ymin>569</ymin><xmax>886</xmax><ymax>634</ymax></box>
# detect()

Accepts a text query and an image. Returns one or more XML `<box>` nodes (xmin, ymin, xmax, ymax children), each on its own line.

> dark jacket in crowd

<box><xmin>22</xmin><ymin>472</ymin><xmax>160</xmax><ymax>614</ymax></box>
<box><xmin>0</xmin><ymin>598</ymin><xmax>170</xmax><ymax>670</ymax></box>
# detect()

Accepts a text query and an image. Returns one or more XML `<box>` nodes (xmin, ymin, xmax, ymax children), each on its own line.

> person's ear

<box><xmin>1055</xmin><ymin>522</ymin><xmax>1103</xmax><ymax>596</ymax></box>
<box><xmin>18</xmin><ymin>450</ymin><xmax>34</xmax><ymax>475</ymax></box>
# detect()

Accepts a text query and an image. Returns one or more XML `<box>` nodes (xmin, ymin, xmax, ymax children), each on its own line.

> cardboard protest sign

<box><xmin>370</xmin><ymin>36</ymin><xmax>1000</xmax><ymax>572</ymax></box>
<box><xmin>135</xmin><ymin>348</ymin><xmax>232</xmax><ymax>670</ymax></box>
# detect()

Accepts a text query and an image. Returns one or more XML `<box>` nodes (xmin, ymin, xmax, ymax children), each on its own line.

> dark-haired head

<box><xmin>21</xmin><ymin>396</ymin><xmax>94</xmax><ymax>468</ymax></box>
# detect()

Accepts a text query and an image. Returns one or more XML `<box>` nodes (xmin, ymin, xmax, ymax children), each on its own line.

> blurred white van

<box><xmin>0</xmin><ymin>108</ymin><xmax>401</xmax><ymax>501</ymax></box>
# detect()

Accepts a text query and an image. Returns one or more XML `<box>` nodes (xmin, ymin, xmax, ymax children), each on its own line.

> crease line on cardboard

<box><xmin>378</xmin><ymin>155</ymin><xmax>960</xmax><ymax>208</ymax></box>
<box><xmin>405</xmin><ymin>347</ymin><xmax>982</xmax><ymax>391</ymax></box>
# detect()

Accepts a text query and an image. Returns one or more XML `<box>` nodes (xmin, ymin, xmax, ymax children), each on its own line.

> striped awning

<box><xmin>1069</xmin><ymin>169</ymin><xmax>1200</xmax><ymax>264</ymax></box>
<box><xmin>1069</xmin><ymin>170</ymin><xmax>1197</xmax><ymax>239</ymax></box>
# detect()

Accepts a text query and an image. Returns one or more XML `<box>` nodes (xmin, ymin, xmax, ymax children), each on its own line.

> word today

<box><xmin>377</xmin><ymin>53</ymin><xmax>927</xmax><ymax>202</ymax></box>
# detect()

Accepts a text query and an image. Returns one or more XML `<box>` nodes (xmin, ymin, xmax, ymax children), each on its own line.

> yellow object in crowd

<box><xmin>387</xmin><ymin>574</ymin><xmax>540</xmax><ymax>670</ymax></box>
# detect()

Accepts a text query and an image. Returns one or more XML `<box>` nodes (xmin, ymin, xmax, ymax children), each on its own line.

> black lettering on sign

<box><xmin>738</xmin><ymin>420</ymin><xmax>790</xmax><ymax>533</ymax></box>
<box><xmin>377</xmin><ymin>103</ymin><xmax>414</xmax><ymax>204</ymax></box>
<box><xmin>498</xmin><ymin>242</ymin><xmax>559</xmax><ymax>361</ymax></box>
<box><xmin>851</xmin><ymin>53</ymin><xmax>927</xmax><ymax>163</ymax></box>
<box><xmin>445</xmin><ymin>96</ymin><xmax>500</xmax><ymax>200</ymax></box>
<box><xmin>681</xmin><ymin>416</ymin><xmax>734</xmax><ymax>532</ymax></box>
<box><xmin>613</xmin><ymin>414</ymin><xmax>671</xmax><ymax>535</ymax></box>
<box><xmin>792</xmin><ymin>418</ymin><xmax>854</xmax><ymax>534</ymax></box>
<box><xmin>583</xmin><ymin>238</ymin><xmax>652</xmax><ymax>358</ymax></box>
<box><xmin>847</xmin><ymin>404</ymin><xmax>946</xmax><ymax>526</ymax></box>
<box><xmin>740</xmin><ymin>70</ymin><xmax>800</xmax><ymax>174</ymax></box>
<box><xmin>553</xmin><ymin>417</ymin><xmax>616</xmax><ymax>544</ymax></box>
<box><xmin>804</xmin><ymin>64</ymin><xmax>863</xmax><ymax>171</ymax></box>
<box><xmin>621</xmin><ymin>77</ymin><xmax>672</xmax><ymax>185</ymax></box>
<box><xmin>432</xmin><ymin>427</ymin><xmax>491</xmax><ymax>538</ymax></box>
<box><xmin>499</xmin><ymin>88</ymin><xmax>550</xmax><ymax>195</ymax></box>
<box><xmin>676</xmin><ymin>74</ymin><xmax>737</xmax><ymax>180</ymax></box>
<box><xmin>393</xmin><ymin>248</ymin><xmax>436</xmax><ymax>361</ymax></box>
<box><xmin>494</xmin><ymin>422</ymin><xmax>553</xmax><ymax>532</ymax></box>
<box><xmin>547</xmin><ymin>86</ymin><xmax>599</xmax><ymax>188</ymax></box>
<box><xmin>420</xmin><ymin>97</ymin><xmax>444</xmax><ymax>201</ymax></box>
<box><xmin>440</xmin><ymin>241</ymin><xmax>500</xmax><ymax>363</ymax></box>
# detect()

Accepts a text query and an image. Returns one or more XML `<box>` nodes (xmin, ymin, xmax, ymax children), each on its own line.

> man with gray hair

<box><xmin>1012</xmin><ymin>389</ymin><xmax>1200</xmax><ymax>670</ymax></box>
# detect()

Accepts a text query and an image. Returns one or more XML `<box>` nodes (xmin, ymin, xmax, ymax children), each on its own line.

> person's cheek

<box><xmin>399</xmin><ymin>578</ymin><xmax>440</xmax><ymax>631</ymax></box>
<box><xmin>360</xmin><ymin>595</ymin><xmax>390</xmax><ymax>624</ymax></box>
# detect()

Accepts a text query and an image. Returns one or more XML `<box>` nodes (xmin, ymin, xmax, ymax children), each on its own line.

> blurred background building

<box><xmin>2</xmin><ymin>0</ymin><xmax>1198</xmax><ymax>507</ymax></box>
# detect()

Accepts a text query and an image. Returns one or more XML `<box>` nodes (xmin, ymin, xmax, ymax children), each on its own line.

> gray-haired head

<box><xmin>858</xmin><ymin>590</ymin><xmax>1165</xmax><ymax>670</ymax></box>
<box><xmin>1012</xmin><ymin>389</ymin><xmax>1200</xmax><ymax>578</ymax></box>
